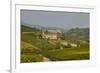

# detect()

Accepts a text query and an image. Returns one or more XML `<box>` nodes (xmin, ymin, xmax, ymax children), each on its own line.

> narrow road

<box><xmin>43</xmin><ymin>56</ymin><xmax>51</xmax><ymax>62</ymax></box>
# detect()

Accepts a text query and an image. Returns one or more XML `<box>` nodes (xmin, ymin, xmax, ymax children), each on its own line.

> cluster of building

<box><xmin>42</xmin><ymin>29</ymin><xmax>62</xmax><ymax>40</ymax></box>
<box><xmin>41</xmin><ymin>29</ymin><xmax>79</xmax><ymax>48</ymax></box>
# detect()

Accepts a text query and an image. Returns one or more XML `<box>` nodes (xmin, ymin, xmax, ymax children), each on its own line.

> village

<box><xmin>36</xmin><ymin>28</ymin><xmax>80</xmax><ymax>49</ymax></box>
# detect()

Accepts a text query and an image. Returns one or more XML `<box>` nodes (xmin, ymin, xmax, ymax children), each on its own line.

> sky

<box><xmin>21</xmin><ymin>10</ymin><xmax>89</xmax><ymax>29</ymax></box>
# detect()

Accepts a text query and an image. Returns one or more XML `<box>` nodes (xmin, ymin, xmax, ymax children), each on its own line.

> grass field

<box><xmin>21</xmin><ymin>46</ymin><xmax>89</xmax><ymax>62</ymax></box>
<box><xmin>21</xmin><ymin>25</ymin><xmax>89</xmax><ymax>63</ymax></box>
<box><xmin>41</xmin><ymin>47</ymin><xmax>89</xmax><ymax>61</ymax></box>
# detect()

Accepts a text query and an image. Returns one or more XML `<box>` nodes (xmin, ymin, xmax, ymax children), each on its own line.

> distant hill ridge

<box><xmin>21</xmin><ymin>24</ymin><xmax>64</xmax><ymax>32</ymax></box>
<box><xmin>21</xmin><ymin>25</ymin><xmax>41</xmax><ymax>32</ymax></box>
<box><xmin>21</xmin><ymin>24</ymin><xmax>89</xmax><ymax>40</ymax></box>
<box><xmin>22</xmin><ymin>21</ymin><xmax>68</xmax><ymax>30</ymax></box>
<box><xmin>66</xmin><ymin>27</ymin><xmax>89</xmax><ymax>41</ymax></box>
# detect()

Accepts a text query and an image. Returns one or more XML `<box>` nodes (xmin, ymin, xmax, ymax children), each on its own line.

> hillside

<box><xmin>62</xmin><ymin>28</ymin><xmax>89</xmax><ymax>42</ymax></box>
<box><xmin>21</xmin><ymin>25</ymin><xmax>89</xmax><ymax>63</ymax></box>
<box><xmin>21</xmin><ymin>25</ymin><xmax>41</xmax><ymax>32</ymax></box>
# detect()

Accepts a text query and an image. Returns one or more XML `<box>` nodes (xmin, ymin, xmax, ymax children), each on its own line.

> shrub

<box><xmin>21</xmin><ymin>53</ymin><xmax>43</xmax><ymax>63</ymax></box>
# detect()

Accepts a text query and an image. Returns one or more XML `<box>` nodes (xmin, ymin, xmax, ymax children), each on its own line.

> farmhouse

<box><xmin>70</xmin><ymin>43</ymin><xmax>78</xmax><ymax>47</ymax></box>
<box><xmin>42</xmin><ymin>29</ymin><xmax>61</xmax><ymax>40</ymax></box>
<box><xmin>60</xmin><ymin>41</ymin><xmax>79</xmax><ymax>48</ymax></box>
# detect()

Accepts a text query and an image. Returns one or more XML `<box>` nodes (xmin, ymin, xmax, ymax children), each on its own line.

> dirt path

<box><xmin>43</xmin><ymin>56</ymin><xmax>51</xmax><ymax>62</ymax></box>
<box><xmin>22</xmin><ymin>41</ymin><xmax>41</xmax><ymax>50</ymax></box>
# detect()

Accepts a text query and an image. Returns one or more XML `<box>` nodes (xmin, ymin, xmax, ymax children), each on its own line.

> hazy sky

<box><xmin>21</xmin><ymin>10</ymin><xmax>89</xmax><ymax>29</ymax></box>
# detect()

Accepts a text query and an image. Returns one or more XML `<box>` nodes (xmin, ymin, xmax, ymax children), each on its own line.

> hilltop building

<box><xmin>42</xmin><ymin>29</ymin><xmax>61</xmax><ymax>40</ymax></box>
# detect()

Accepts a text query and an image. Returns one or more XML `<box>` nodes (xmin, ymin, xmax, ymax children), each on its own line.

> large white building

<box><xmin>42</xmin><ymin>29</ymin><xmax>61</xmax><ymax>40</ymax></box>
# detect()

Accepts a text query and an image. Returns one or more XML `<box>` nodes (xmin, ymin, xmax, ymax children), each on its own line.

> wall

<box><xmin>0</xmin><ymin>0</ymin><xmax>100</xmax><ymax>73</ymax></box>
